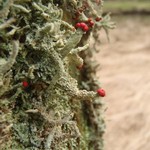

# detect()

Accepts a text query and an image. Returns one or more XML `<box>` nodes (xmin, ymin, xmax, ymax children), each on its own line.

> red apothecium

<box><xmin>97</xmin><ymin>88</ymin><xmax>106</xmax><ymax>97</ymax></box>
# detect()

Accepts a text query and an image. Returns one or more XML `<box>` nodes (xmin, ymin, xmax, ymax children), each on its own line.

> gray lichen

<box><xmin>0</xmin><ymin>0</ymin><xmax>113</xmax><ymax>149</ymax></box>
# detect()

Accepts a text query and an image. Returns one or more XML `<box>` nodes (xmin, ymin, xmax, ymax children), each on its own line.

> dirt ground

<box><xmin>94</xmin><ymin>15</ymin><xmax>150</xmax><ymax>150</ymax></box>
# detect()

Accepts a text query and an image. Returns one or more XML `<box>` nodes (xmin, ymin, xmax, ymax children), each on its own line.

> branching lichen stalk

<box><xmin>0</xmin><ymin>40</ymin><xmax>19</xmax><ymax>75</ymax></box>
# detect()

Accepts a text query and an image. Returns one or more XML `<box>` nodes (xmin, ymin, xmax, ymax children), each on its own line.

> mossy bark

<box><xmin>0</xmin><ymin>0</ymin><xmax>106</xmax><ymax>150</ymax></box>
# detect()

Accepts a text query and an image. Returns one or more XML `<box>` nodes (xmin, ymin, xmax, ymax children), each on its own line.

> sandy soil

<box><xmin>94</xmin><ymin>15</ymin><xmax>150</xmax><ymax>150</ymax></box>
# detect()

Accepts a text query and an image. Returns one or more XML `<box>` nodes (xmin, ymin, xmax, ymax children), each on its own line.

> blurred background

<box><xmin>95</xmin><ymin>0</ymin><xmax>150</xmax><ymax>150</ymax></box>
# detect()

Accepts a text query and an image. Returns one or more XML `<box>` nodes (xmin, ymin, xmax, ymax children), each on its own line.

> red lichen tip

<box><xmin>95</xmin><ymin>17</ymin><xmax>102</xmax><ymax>22</ymax></box>
<box><xmin>75</xmin><ymin>23</ymin><xmax>81</xmax><ymax>28</ymax></box>
<box><xmin>97</xmin><ymin>88</ymin><xmax>106</xmax><ymax>97</ymax></box>
<box><xmin>75</xmin><ymin>22</ymin><xmax>89</xmax><ymax>32</ymax></box>
<box><xmin>22</xmin><ymin>81</ymin><xmax>29</xmax><ymax>88</ymax></box>
<box><xmin>82</xmin><ymin>24</ymin><xmax>89</xmax><ymax>32</ymax></box>
<box><xmin>80</xmin><ymin>22</ymin><xmax>86</xmax><ymax>28</ymax></box>
<box><xmin>89</xmin><ymin>20</ymin><xmax>95</xmax><ymax>27</ymax></box>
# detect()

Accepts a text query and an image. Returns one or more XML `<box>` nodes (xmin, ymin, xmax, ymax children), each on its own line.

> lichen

<box><xmin>0</xmin><ymin>0</ymin><xmax>114</xmax><ymax>149</ymax></box>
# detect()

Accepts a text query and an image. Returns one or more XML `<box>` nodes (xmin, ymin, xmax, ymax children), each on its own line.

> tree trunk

<box><xmin>0</xmin><ymin>0</ymin><xmax>110</xmax><ymax>149</ymax></box>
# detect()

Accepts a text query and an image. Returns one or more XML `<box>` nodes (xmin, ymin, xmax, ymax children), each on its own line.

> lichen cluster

<box><xmin>0</xmin><ymin>0</ymin><xmax>114</xmax><ymax>149</ymax></box>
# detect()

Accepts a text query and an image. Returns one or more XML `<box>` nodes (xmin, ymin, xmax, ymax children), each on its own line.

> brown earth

<box><xmin>94</xmin><ymin>15</ymin><xmax>150</xmax><ymax>150</ymax></box>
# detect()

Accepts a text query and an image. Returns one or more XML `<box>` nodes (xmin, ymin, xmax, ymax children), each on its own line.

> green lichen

<box><xmin>0</xmin><ymin>0</ymin><xmax>114</xmax><ymax>149</ymax></box>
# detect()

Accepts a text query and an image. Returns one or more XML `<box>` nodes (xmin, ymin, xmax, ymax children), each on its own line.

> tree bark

<box><xmin>0</xmin><ymin>0</ymin><xmax>107</xmax><ymax>149</ymax></box>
